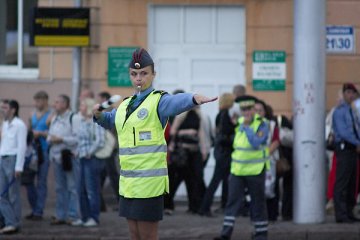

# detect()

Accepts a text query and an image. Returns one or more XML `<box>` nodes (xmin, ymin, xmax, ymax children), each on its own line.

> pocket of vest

<box><xmin>133</xmin><ymin>127</ymin><xmax>136</xmax><ymax>146</ymax></box>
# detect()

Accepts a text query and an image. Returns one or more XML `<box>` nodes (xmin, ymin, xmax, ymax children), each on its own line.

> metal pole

<box><xmin>293</xmin><ymin>0</ymin><xmax>326</xmax><ymax>223</ymax></box>
<box><xmin>71</xmin><ymin>0</ymin><xmax>82</xmax><ymax>112</ymax></box>
<box><xmin>17</xmin><ymin>0</ymin><xmax>24</xmax><ymax>69</ymax></box>
<box><xmin>0</xmin><ymin>0</ymin><xmax>6</xmax><ymax>64</ymax></box>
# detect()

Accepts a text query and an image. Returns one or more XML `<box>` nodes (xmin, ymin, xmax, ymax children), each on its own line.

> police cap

<box><xmin>235</xmin><ymin>95</ymin><xmax>258</xmax><ymax>110</ymax></box>
<box><xmin>128</xmin><ymin>48</ymin><xmax>154</xmax><ymax>69</ymax></box>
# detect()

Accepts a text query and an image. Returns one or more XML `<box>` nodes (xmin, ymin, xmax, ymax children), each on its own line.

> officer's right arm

<box><xmin>92</xmin><ymin>105</ymin><xmax>117</xmax><ymax>130</ymax></box>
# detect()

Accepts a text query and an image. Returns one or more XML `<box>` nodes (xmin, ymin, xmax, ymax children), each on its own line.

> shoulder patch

<box><xmin>153</xmin><ymin>90</ymin><xmax>168</xmax><ymax>96</ymax></box>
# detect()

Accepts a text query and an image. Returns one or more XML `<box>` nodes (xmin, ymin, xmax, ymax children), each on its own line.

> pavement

<box><xmin>1</xmin><ymin>172</ymin><xmax>360</xmax><ymax>240</ymax></box>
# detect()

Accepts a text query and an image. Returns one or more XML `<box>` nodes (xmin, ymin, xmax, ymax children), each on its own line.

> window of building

<box><xmin>0</xmin><ymin>0</ymin><xmax>39</xmax><ymax>79</ymax></box>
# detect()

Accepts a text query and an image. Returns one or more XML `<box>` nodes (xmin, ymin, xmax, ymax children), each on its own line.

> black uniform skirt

<box><xmin>119</xmin><ymin>195</ymin><xmax>164</xmax><ymax>221</ymax></box>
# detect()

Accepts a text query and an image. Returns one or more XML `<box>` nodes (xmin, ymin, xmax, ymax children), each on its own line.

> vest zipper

<box><xmin>133</xmin><ymin>127</ymin><xmax>136</xmax><ymax>146</ymax></box>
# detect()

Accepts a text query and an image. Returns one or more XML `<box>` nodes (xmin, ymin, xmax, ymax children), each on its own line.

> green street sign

<box><xmin>108</xmin><ymin>46</ymin><xmax>138</xmax><ymax>87</ymax></box>
<box><xmin>252</xmin><ymin>50</ymin><xmax>286</xmax><ymax>91</ymax></box>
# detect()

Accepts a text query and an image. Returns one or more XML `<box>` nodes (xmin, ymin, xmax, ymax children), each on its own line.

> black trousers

<box><xmin>166</xmin><ymin>150</ymin><xmax>204</xmax><ymax>213</ymax></box>
<box><xmin>334</xmin><ymin>148</ymin><xmax>358</xmax><ymax>221</ymax></box>
<box><xmin>199</xmin><ymin>146</ymin><xmax>231</xmax><ymax>214</ymax></box>
<box><xmin>221</xmin><ymin>170</ymin><xmax>268</xmax><ymax>240</ymax></box>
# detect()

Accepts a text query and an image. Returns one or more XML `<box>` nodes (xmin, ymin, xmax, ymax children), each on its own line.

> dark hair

<box><xmin>33</xmin><ymin>90</ymin><xmax>49</xmax><ymax>100</ymax></box>
<box><xmin>98</xmin><ymin>91</ymin><xmax>111</xmax><ymax>101</ymax></box>
<box><xmin>255</xmin><ymin>99</ymin><xmax>274</xmax><ymax>120</ymax></box>
<box><xmin>59</xmin><ymin>94</ymin><xmax>70</xmax><ymax>108</ymax></box>
<box><xmin>3</xmin><ymin>99</ymin><xmax>20</xmax><ymax>117</ymax></box>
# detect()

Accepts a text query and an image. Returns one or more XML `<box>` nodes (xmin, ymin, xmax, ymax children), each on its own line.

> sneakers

<box><xmin>83</xmin><ymin>218</ymin><xmax>98</xmax><ymax>227</ymax></box>
<box><xmin>70</xmin><ymin>219</ymin><xmax>84</xmax><ymax>227</ymax></box>
<box><xmin>1</xmin><ymin>225</ymin><xmax>18</xmax><ymax>234</ymax></box>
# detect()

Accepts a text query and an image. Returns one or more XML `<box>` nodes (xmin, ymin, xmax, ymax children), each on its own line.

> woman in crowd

<box><xmin>74</xmin><ymin>98</ymin><xmax>105</xmax><ymax>227</ymax></box>
<box><xmin>198</xmin><ymin>93</ymin><xmax>235</xmax><ymax>216</ymax></box>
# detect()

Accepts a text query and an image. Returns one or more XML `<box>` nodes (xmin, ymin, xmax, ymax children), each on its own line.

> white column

<box><xmin>0</xmin><ymin>0</ymin><xmax>6</xmax><ymax>64</ymax></box>
<box><xmin>17</xmin><ymin>0</ymin><xmax>24</xmax><ymax>68</ymax></box>
<box><xmin>293</xmin><ymin>0</ymin><xmax>326</xmax><ymax>223</ymax></box>
<box><xmin>71</xmin><ymin>0</ymin><xmax>82</xmax><ymax>112</ymax></box>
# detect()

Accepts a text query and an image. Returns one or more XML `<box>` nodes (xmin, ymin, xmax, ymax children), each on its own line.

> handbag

<box><xmin>61</xmin><ymin>149</ymin><xmax>73</xmax><ymax>171</ymax></box>
<box><xmin>276</xmin><ymin>147</ymin><xmax>290</xmax><ymax>176</ymax></box>
<box><xmin>326</xmin><ymin>131</ymin><xmax>335</xmax><ymax>151</ymax></box>
<box><xmin>95</xmin><ymin>130</ymin><xmax>116</xmax><ymax>159</ymax></box>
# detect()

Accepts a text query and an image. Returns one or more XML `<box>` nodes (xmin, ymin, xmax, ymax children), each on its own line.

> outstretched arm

<box><xmin>193</xmin><ymin>94</ymin><xmax>218</xmax><ymax>105</ymax></box>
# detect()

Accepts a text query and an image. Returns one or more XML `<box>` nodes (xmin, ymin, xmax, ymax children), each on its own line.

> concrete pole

<box><xmin>17</xmin><ymin>0</ymin><xmax>24</xmax><ymax>68</ymax></box>
<box><xmin>71</xmin><ymin>0</ymin><xmax>82</xmax><ymax>112</ymax></box>
<box><xmin>0</xmin><ymin>1</ymin><xmax>6</xmax><ymax>64</ymax></box>
<box><xmin>293</xmin><ymin>0</ymin><xmax>326</xmax><ymax>223</ymax></box>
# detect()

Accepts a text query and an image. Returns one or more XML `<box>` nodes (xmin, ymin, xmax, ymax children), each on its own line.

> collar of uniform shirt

<box><xmin>133</xmin><ymin>86</ymin><xmax>154</xmax><ymax>104</ymax></box>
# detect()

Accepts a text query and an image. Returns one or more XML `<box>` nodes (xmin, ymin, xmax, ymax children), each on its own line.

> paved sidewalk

<box><xmin>1</xmin><ymin>168</ymin><xmax>359</xmax><ymax>240</ymax></box>
<box><xmin>1</xmin><ymin>200</ymin><xmax>360</xmax><ymax>240</ymax></box>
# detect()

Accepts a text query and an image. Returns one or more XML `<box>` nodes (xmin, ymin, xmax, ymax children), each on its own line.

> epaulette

<box><xmin>123</xmin><ymin>96</ymin><xmax>132</xmax><ymax>101</ymax></box>
<box><xmin>153</xmin><ymin>90</ymin><xmax>168</xmax><ymax>95</ymax></box>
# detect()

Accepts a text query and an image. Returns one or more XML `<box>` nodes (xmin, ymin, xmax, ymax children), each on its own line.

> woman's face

<box><xmin>129</xmin><ymin>65</ymin><xmax>156</xmax><ymax>92</ymax></box>
<box><xmin>254</xmin><ymin>103</ymin><xmax>266</xmax><ymax>118</ymax></box>
<box><xmin>79</xmin><ymin>101</ymin><xmax>88</xmax><ymax>117</ymax></box>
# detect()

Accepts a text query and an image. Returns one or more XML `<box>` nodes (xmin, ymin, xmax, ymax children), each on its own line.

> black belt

<box><xmin>335</xmin><ymin>141</ymin><xmax>356</xmax><ymax>150</ymax></box>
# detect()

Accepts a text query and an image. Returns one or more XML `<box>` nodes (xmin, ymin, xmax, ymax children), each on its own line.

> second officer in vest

<box><xmin>214</xmin><ymin>95</ymin><xmax>269</xmax><ymax>240</ymax></box>
<box><xmin>93</xmin><ymin>48</ymin><xmax>217</xmax><ymax>240</ymax></box>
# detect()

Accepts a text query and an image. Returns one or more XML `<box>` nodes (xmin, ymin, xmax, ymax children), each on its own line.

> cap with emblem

<box><xmin>235</xmin><ymin>95</ymin><xmax>258</xmax><ymax>110</ymax></box>
<box><xmin>128</xmin><ymin>48</ymin><xmax>154</xmax><ymax>69</ymax></box>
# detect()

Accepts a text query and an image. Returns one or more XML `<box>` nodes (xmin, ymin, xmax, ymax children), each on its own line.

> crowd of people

<box><xmin>0</xmin><ymin>89</ymin><xmax>120</xmax><ymax>234</ymax></box>
<box><xmin>0</xmin><ymin>47</ymin><xmax>358</xmax><ymax>240</ymax></box>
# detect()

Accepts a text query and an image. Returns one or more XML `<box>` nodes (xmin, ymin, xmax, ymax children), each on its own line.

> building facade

<box><xmin>0</xmin><ymin>0</ymin><xmax>359</xmax><ymax>121</ymax></box>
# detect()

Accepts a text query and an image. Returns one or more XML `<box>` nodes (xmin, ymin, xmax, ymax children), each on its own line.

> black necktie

<box><xmin>126</xmin><ymin>95</ymin><xmax>137</xmax><ymax>119</ymax></box>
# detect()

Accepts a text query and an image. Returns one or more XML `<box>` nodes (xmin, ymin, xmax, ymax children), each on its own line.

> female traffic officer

<box><xmin>93</xmin><ymin>48</ymin><xmax>217</xmax><ymax>240</ymax></box>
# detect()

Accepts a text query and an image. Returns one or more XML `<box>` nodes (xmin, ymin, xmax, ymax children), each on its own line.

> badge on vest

<box><xmin>137</xmin><ymin>108</ymin><xmax>149</xmax><ymax>120</ymax></box>
<box><xmin>139</xmin><ymin>131</ymin><xmax>152</xmax><ymax>141</ymax></box>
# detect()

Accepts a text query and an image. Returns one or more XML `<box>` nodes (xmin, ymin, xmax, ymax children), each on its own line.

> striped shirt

<box><xmin>77</xmin><ymin>118</ymin><xmax>105</xmax><ymax>159</ymax></box>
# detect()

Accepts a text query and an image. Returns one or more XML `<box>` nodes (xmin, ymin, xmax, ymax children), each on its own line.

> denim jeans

<box><xmin>79</xmin><ymin>157</ymin><xmax>101</xmax><ymax>222</ymax></box>
<box><xmin>25</xmin><ymin>150</ymin><xmax>50</xmax><ymax>216</ymax></box>
<box><xmin>53</xmin><ymin>160</ymin><xmax>80</xmax><ymax>221</ymax></box>
<box><xmin>0</xmin><ymin>155</ymin><xmax>21</xmax><ymax>228</ymax></box>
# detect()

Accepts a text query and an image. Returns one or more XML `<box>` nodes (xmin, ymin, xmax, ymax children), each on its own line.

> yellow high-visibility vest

<box><xmin>231</xmin><ymin>114</ymin><xmax>270</xmax><ymax>176</ymax></box>
<box><xmin>115</xmin><ymin>90</ymin><xmax>168</xmax><ymax>198</ymax></box>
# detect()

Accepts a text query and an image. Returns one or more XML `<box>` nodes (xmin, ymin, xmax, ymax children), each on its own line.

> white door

<box><xmin>149</xmin><ymin>5</ymin><xmax>246</xmax><ymax>197</ymax></box>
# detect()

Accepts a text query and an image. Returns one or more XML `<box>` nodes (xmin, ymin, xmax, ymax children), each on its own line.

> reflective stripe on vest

<box><xmin>119</xmin><ymin>145</ymin><xmax>167</xmax><ymax>155</ymax></box>
<box><xmin>235</xmin><ymin>146</ymin><xmax>267</xmax><ymax>151</ymax></box>
<box><xmin>120</xmin><ymin>168</ymin><xmax>168</xmax><ymax>178</ymax></box>
<box><xmin>232</xmin><ymin>158</ymin><xmax>267</xmax><ymax>164</ymax></box>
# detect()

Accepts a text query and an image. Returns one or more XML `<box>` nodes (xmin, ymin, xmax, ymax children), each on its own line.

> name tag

<box><xmin>139</xmin><ymin>131</ymin><xmax>152</xmax><ymax>141</ymax></box>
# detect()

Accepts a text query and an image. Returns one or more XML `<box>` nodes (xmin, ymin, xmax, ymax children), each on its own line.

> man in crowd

<box><xmin>47</xmin><ymin>95</ymin><xmax>80</xmax><ymax>225</ymax></box>
<box><xmin>0</xmin><ymin>99</ymin><xmax>27</xmax><ymax>234</ymax></box>
<box><xmin>25</xmin><ymin>91</ymin><xmax>52</xmax><ymax>221</ymax></box>
<box><xmin>332</xmin><ymin>83</ymin><xmax>360</xmax><ymax>223</ymax></box>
